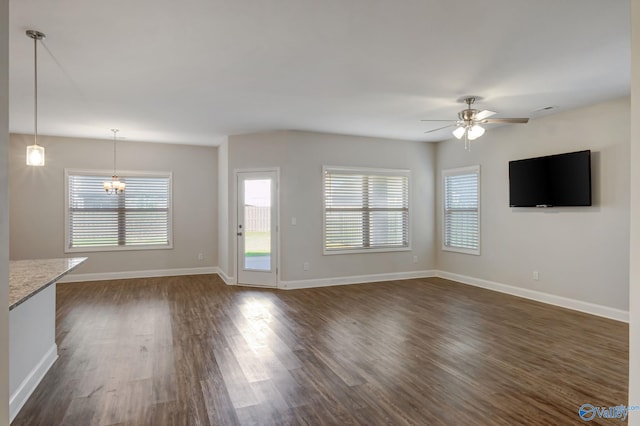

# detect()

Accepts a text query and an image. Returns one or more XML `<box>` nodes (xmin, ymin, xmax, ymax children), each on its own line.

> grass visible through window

<box><xmin>245</xmin><ymin>231</ymin><xmax>270</xmax><ymax>256</ymax></box>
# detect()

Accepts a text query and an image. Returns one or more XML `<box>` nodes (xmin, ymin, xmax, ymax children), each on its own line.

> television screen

<box><xmin>509</xmin><ymin>150</ymin><xmax>591</xmax><ymax>207</ymax></box>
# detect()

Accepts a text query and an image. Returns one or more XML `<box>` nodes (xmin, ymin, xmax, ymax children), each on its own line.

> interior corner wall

<box><xmin>227</xmin><ymin>130</ymin><xmax>436</xmax><ymax>283</ymax></box>
<box><xmin>9</xmin><ymin>134</ymin><xmax>218</xmax><ymax>275</ymax></box>
<box><xmin>217</xmin><ymin>138</ymin><xmax>230</xmax><ymax>278</ymax></box>
<box><xmin>0</xmin><ymin>0</ymin><xmax>10</xmax><ymax>422</ymax></box>
<box><xmin>629</xmin><ymin>0</ymin><xmax>640</xmax><ymax>419</ymax></box>
<box><xmin>435</xmin><ymin>97</ymin><xmax>630</xmax><ymax>312</ymax></box>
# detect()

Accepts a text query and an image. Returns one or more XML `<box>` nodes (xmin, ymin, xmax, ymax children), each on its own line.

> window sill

<box><xmin>442</xmin><ymin>246</ymin><xmax>480</xmax><ymax>256</ymax></box>
<box><xmin>324</xmin><ymin>246</ymin><xmax>411</xmax><ymax>255</ymax></box>
<box><xmin>65</xmin><ymin>244</ymin><xmax>173</xmax><ymax>254</ymax></box>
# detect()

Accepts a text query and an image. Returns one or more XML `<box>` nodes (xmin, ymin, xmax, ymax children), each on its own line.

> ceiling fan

<box><xmin>422</xmin><ymin>96</ymin><xmax>529</xmax><ymax>149</ymax></box>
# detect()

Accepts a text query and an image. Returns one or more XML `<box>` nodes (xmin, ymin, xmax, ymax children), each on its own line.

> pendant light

<box><xmin>103</xmin><ymin>129</ymin><xmax>126</xmax><ymax>194</ymax></box>
<box><xmin>26</xmin><ymin>30</ymin><xmax>46</xmax><ymax>166</ymax></box>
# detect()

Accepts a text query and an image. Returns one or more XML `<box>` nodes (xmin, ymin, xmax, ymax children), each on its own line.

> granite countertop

<box><xmin>9</xmin><ymin>257</ymin><xmax>87</xmax><ymax>310</ymax></box>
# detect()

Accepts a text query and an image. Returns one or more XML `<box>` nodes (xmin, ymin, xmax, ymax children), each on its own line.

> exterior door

<box><xmin>237</xmin><ymin>171</ymin><xmax>278</xmax><ymax>287</ymax></box>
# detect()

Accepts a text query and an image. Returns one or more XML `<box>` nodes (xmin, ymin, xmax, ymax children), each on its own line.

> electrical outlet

<box><xmin>412</xmin><ymin>256</ymin><xmax>418</xmax><ymax>264</ymax></box>
<box><xmin>198</xmin><ymin>252</ymin><xmax>204</xmax><ymax>261</ymax></box>
<box><xmin>532</xmin><ymin>270</ymin><xmax>539</xmax><ymax>281</ymax></box>
<box><xmin>303</xmin><ymin>262</ymin><xmax>310</xmax><ymax>271</ymax></box>
<box><xmin>291</xmin><ymin>217</ymin><xmax>297</xmax><ymax>226</ymax></box>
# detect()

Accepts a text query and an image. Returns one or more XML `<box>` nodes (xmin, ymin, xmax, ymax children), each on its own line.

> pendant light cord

<box><xmin>33</xmin><ymin>34</ymin><xmax>38</xmax><ymax>147</ymax></box>
<box><xmin>26</xmin><ymin>30</ymin><xmax>45</xmax><ymax>148</ymax></box>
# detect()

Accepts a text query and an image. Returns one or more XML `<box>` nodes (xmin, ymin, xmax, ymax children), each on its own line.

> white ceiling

<box><xmin>9</xmin><ymin>0</ymin><xmax>630</xmax><ymax>146</ymax></box>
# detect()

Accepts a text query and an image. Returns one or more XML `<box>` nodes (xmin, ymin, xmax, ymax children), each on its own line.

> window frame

<box><xmin>322</xmin><ymin>165</ymin><xmax>411</xmax><ymax>255</ymax></box>
<box><xmin>442</xmin><ymin>165</ymin><xmax>481</xmax><ymax>256</ymax></box>
<box><xmin>64</xmin><ymin>168</ymin><xmax>174</xmax><ymax>253</ymax></box>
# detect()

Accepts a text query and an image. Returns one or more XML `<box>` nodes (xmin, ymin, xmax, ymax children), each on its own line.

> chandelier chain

<box><xmin>112</xmin><ymin>129</ymin><xmax>118</xmax><ymax>176</ymax></box>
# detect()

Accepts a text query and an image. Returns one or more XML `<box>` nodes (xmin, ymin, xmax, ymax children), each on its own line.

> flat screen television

<box><xmin>509</xmin><ymin>150</ymin><xmax>592</xmax><ymax>207</ymax></box>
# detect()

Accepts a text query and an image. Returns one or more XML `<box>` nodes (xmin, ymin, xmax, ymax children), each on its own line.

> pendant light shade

<box><xmin>26</xmin><ymin>30</ymin><xmax>46</xmax><ymax>166</ymax></box>
<box><xmin>26</xmin><ymin>144</ymin><xmax>45</xmax><ymax>166</ymax></box>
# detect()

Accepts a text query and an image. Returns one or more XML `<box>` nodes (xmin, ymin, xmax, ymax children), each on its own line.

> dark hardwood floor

<box><xmin>12</xmin><ymin>275</ymin><xmax>628</xmax><ymax>425</ymax></box>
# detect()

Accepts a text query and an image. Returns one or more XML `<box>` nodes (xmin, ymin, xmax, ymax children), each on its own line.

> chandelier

<box><xmin>103</xmin><ymin>129</ymin><xmax>126</xmax><ymax>194</ymax></box>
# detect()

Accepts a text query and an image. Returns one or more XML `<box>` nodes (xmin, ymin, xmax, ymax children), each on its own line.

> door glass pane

<box><xmin>243</xmin><ymin>179</ymin><xmax>271</xmax><ymax>271</ymax></box>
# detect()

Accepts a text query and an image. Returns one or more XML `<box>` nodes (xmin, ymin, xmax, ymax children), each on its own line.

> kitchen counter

<box><xmin>9</xmin><ymin>257</ymin><xmax>87</xmax><ymax>310</ymax></box>
<box><xmin>8</xmin><ymin>257</ymin><xmax>87</xmax><ymax>422</ymax></box>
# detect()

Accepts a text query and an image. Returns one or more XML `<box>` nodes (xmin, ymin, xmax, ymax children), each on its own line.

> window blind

<box><xmin>66</xmin><ymin>172</ymin><xmax>171</xmax><ymax>251</ymax></box>
<box><xmin>324</xmin><ymin>168</ymin><xmax>409</xmax><ymax>252</ymax></box>
<box><xmin>443</xmin><ymin>166</ymin><xmax>480</xmax><ymax>254</ymax></box>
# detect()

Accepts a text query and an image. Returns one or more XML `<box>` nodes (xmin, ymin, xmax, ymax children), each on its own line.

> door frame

<box><xmin>233</xmin><ymin>167</ymin><xmax>280</xmax><ymax>288</ymax></box>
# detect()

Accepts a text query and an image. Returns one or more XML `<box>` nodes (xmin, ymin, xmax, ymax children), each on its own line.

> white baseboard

<box><xmin>59</xmin><ymin>266</ymin><xmax>219</xmax><ymax>283</ymax></box>
<box><xmin>217</xmin><ymin>269</ymin><xmax>236</xmax><ymax>285</ymax></box>
<box><xmin>10</xmin><ymin>344</ymin><xmax>58</xmax><ymax>423</ymax></box>
<box><xmin>435</xmin><ymin>270</ymin><xmax>629</xmax><ymax>323</ymax></box>
<box><xmin>280</xmin><ymin>270</ymin><xmax>437</xmax><ymax>290</ymax></box>
<box><xmin>57</xmin><ymin>266</ymin><xmax>627</xmax><ymax>322</ymax></box>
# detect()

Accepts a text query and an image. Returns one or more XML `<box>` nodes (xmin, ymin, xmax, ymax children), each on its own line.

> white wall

<box><xmin>9</xmin><ymin>134</ymin><xmax>218</xmax><ymax>275</ymax></box>
<box><xmin>0</xmin><ymin>0</ymin><xmax>10</xmax><ymax>422</ymax></box>
<box><xmin>436</xmin><ymin>97</ymin><xmax>630</xmax><ymax>312</ymax></box>
<box><xmin>629</xmin><ymin>0</ymin><xmax>639</xmax><ymax>421</ymax></box>
<box><xmin>227</xmin><ymin>130</ymin><xmax>436</xmax><ymax>284</ymax></box>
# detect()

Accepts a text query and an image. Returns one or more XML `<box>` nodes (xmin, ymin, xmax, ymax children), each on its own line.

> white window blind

<box><xmin>65</xmin><ymin>170</ymin><xmax>172</xmax><ymax>252</ymax></box>
<box><xmin>323</xmin><ymin>167</ymin><xmax>409</xmax><ymax>253</ymax></box>
<box><xmin>443</xmin><ymin>166</ymin><xmax>480</xmax><ymax>255</ymax></box>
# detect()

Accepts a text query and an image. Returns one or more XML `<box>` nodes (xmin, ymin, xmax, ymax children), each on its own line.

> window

<box><xmin>323</xmin><ymin>166</ymin><xmax>409</xmax><ymax>254</ymax></box>
<box><xmin>443</xmin><ymin>165</ymin><xmax>480</xmax><ymax>255</ymax></box>
<box><xmin>65</xmin><ymin>170</ymin><xmax>172</xmax><ymax>252</ymax></box>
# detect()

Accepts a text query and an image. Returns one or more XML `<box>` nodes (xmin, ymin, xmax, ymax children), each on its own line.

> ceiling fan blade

<box><xmin>424</xmin><ymin>124</ymin><xmax>457</xmax><ymax>133</ymax></box>
<box><xmin>474</xmin><ymin>110</ymin><xmax>496</xmax><ymax>121</ymax></box>
<box><xmin>420</xmin><ymin>119</ymin><xmax>457</xmax><ymax>122</ymax></box>
<box><xmin>482</xmin><ymin>117</ymin><xmax>529</xmax><ymax>124</ymax></box>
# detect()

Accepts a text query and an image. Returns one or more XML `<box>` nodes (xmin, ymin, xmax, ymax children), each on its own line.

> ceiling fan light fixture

<box><xmin>452</xmin><ymin>126</ymin><xmax>466</xmax><ymax>139</ymax></box>
<box><xmin>468</xmin><ymin>124</ymin><xmax>485</xmax><ymax>140</ymax></box>
<box><xmin>423</xmin><ymin>96</ymin><xmax>529</xmax><ymax>149</ymax></box>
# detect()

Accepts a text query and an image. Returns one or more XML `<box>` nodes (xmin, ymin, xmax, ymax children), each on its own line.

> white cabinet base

<box><xmin>9</xmin><ymin>284</ymin><xmax>57</xmax><ymax>423</ymax></box>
